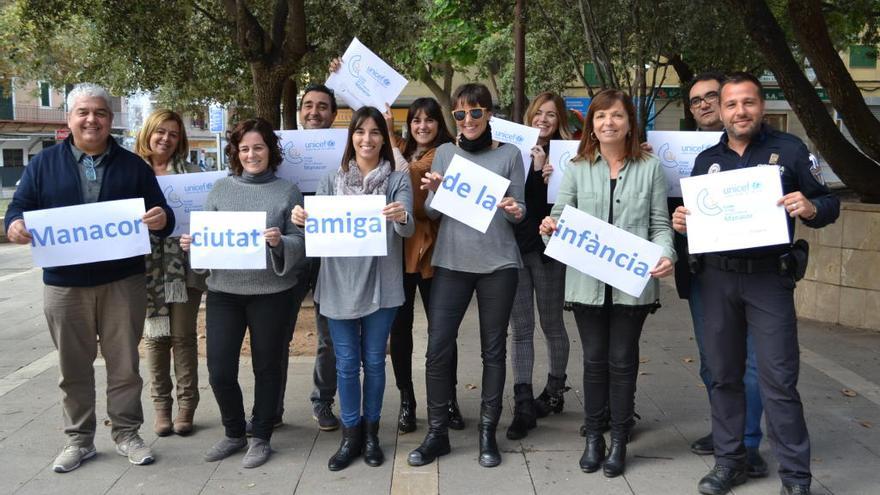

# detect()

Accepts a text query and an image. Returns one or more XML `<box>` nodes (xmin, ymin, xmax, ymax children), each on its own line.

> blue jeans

<box><xmin>327</xmin><ymin>307</ymin><xmax>399</xmax><ymax>428</ymax></box>
<box><xmin>690</xmin><ymin>276</ymin><xmax>764</xmax><ymax>449</ymax></box>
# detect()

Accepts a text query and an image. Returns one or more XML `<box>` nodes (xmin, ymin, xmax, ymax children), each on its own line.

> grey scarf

<box><xmin>335</xmin><ymin>159</ymin><xmax>392</xmax><ymax>196</ymax></box>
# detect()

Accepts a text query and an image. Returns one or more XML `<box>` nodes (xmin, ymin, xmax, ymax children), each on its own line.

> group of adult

<box><xmin>3</xmin><ymin>64</ymin><xmax>838</xmax><ymax>495</ymax></box>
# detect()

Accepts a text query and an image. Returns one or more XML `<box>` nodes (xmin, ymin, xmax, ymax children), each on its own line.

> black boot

<box><xmin>408</xmin><ymin>405</ymin><xmax>451</xmax><ymax>466</ymax></box>
<box><xmin>328</xmin><ymin>423</ymin><xmax>363</xmax><ymax>471</ymax></box>
<box><xmin>478</xmin><ymin>403</ymin><xmax>502</xmax><ymax>468</ymax></box>
<box><xmin>398</xmin><ymin>386</ymin><xmax>417</xmax><ymax>434</ymax></box>
<box><xmin>506</xmin><ymin>384</ymin><xmax>537</xmax><ymax>440</ymax></box>
<box><xmin>448</xmin><ymin>389</ymin><xmax>465</xmax><ymax>430</ymax></box>
<box><xmin>579</xmin><ymin>432</ymin><xmax>606</xmax><ymax>473</ymax></box>
<box><xmin>534</xmin><ymin>374</ymin><xmax>569</xmax><ymax>418</ymax></box>
<box><xmin>363</xmin><ymin>421</ymin><xmax>384</xmax><ymax>467</ymax></box>
<box><xmin>603</xmin><ymin>432</ymin><xmax>627</xmax><ymax>478</ymax></box>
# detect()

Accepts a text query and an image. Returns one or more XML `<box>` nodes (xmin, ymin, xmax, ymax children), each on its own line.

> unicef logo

<box><xmin>658</xmin><ymin>142</ymin><xmax>677</xmax><ymax>169</ymax></box>
<box><xmin>558</xmin><ymin>151</ymin><xmax>572</xmax><ymax>168</ymax></box>
<box><xmin>696</xmin><ymin>188</ymin><xmax>722</xmax><ymax>216</ymax></box>
<box><xmin>347</xmin><ymin>55</ymin><xmax>363</xmax><ymax>77</ymax></box>
<box><xmin>515</xmin><ymin>135</ymin><xmax>525</xmax><ymax>144</ymax></box>
<box><xmin>283</xmin><ymin>142</ymin><xmax>303</xmax><ymax>165</ymax></box>
<box><xmin>751</xmin><ymin>181</ymin><xmax>762</xmax><ymax>191</ymax></box>
<box><xmin>327</xmin><ymin>140</ymin><xmax>335</xmax><ymax>148</ymax></box>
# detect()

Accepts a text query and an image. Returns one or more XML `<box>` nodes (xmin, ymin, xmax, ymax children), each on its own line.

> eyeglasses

<box><xmin>452</xmin><ymin>107</ymin><xmax>488</xmax><ymax>121</ymax></box>
<box><xmin>689</xmin><ymin>91</ymin><xmax>720</xmax><ymax>108</ymax></box>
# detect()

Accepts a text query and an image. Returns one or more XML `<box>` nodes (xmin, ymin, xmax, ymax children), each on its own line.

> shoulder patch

<box><xmin>808</xmin><ymin>154</ymin><xmax>825</xmax><ymax>185</ymax></box>
<box><xmin>708</xmin><ymin>163</ymin><xmax>722</xmax><ymax>174</ymax></box>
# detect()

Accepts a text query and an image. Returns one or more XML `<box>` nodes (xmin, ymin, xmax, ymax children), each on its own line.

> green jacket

<box><xmin>549</xmin><ymin>153</ymin><xmax>676</xmax><ymax>307</ymax></box>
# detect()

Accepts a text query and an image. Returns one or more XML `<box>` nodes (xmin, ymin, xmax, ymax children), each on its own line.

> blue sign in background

<box><xmin>564</xmin><ymin>97</ymin><xmax>591</xmax><ymax>116</ymax></box>
<box><xmin>209</xmin><ymin>105</ymin><xmax>225</xmax><ymax>133</ymax></box>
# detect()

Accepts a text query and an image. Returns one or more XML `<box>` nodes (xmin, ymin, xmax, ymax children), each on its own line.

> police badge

<box><xmin>808</xmin><ymin>153</ymin><xmax>826</xmax><ymax>185</ymax></box>
<box><xmin>708</xmin><ymin>163</ymin><xmax>721</xmax><ymax>174</ymax></box>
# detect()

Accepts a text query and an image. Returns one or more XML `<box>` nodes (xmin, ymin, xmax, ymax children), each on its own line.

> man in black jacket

<box><xmin>4</xmin><ymin>83</ymin><xmax>174</xmax><ymax>473</ymax></box>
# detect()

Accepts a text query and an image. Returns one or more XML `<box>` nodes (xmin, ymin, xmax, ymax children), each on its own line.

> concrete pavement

<box><xmin>0</xmin><ymin>242</ymin><xmax>879</xmax><ymax>494</ymax></box>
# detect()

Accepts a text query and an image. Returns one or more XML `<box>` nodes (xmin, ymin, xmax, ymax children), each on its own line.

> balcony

<box><xmin>0</xmin><ymin>104</ymin><xmax>129</xmax><ymax>129</ymax></box>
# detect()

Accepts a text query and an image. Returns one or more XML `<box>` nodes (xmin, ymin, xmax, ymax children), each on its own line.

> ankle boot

<box><xmin>534</xmin><ymin>374</ymin><xmax>569</xmax><ymax>418</ymax></box>
<box><xmin>579</xmin><ymin>432</ymin><xmax>606</xmax><ymax>473</ymax></box>
<box><xmin>363</xmin><ymin>421</ymin><xmax>384</xmax><ymax>467</ymax></box>
<box><xmin>478</xmin><ymin>403</ymin><xmax>502</xmax><ymax>468</ymax></box>
<box><xmin>408</xmin><ymin>405</ymin><xmax>451</xmax><ymax>466</ymax></box>
<box><xmin>398</xmin><ymin>386</ymin><xmax>417</xmax><ymax>434</ymax></box>
<box><xmin>448</xmin><ymin>389</ymin><xmax>465</xmax><ymax>430</ymax></box>
<box><xmin>506</xmin><ymin>384</ymin><xmax>537</xmax><ymax>440</ymax></box>
<box><xmin>328</xmin><ymin>423</ymin><xmax>363</xmax><ymax>471</ymax></box>
<box><xmin>603</xmin><ymin>433</ymin><xmax>627</xmax><ymax>478</ymax></box>
<box><xmin>154</xmin><ymin>407</ymin><xmax>173</xmax><ymax>437</ymax></box>
<box><xmin>173</xmin><ymin>407</ymin><xmax>195</xmax><ymax>436</ymax></box>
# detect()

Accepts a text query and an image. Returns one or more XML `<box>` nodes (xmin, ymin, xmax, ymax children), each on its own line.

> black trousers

<box><xmin>572</xmin><ymin>301</ymin><xmax>648</xmax><ymax>435</ymax></box>
<box><xmin>206</xmin><ymin>287</ymin><xmax>294</xmax><ymax>440</ymax></box>
<box><xmin>425</xmin><ymin>267</ymin><xmax>518</xmax><ymax>411</ymax></box>
<box><xmin>699</xmin><ymin>266</ymin><xmax>810</xmax><ymax>486</ymax></box>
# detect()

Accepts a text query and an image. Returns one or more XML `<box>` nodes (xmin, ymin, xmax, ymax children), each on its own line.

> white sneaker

<box><xmin>115</xmin><ymin>434</ymin><xmax>155</xmax><ymax>465</ymax></box>
<box><xmin>53</xmin><ymin>444</ymin><xmax>97</xmax><ymax>473</ymax></box>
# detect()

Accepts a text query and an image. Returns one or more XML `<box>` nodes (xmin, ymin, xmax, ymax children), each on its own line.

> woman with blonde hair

<box><xmin>506</xmin><ymin>92</ymin><xmax>572</xmax><ymax>440</ymax></box>
<box><xmin>135</xmin><ymin>109</ymin><xmax>205</xmax><ymax>437</ymax></box>
<box><xmin>539</xmin><ymin>90</ymin><xmax>675</xmax><ymax>477</ymax></box>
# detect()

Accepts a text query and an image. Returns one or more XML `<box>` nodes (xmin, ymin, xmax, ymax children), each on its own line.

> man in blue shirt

<box><xmin>673</xmin><ymin>72</ymin><xmax>839</xmax><ymax>495</ymax></box>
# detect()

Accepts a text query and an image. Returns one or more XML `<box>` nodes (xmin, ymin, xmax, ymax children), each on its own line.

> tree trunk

<box><xmin>512</xmin><ymin>0</ymin><xmax>526</xmax><ymax>123</ymax></box>
<box><xmin>251</xmin><ymin>63</ymin><xmax>287</xmax><ymax>129</ymax></box>
<box><xmin>724</xmin><ymin>0</ymin><xmax>880</xmax><ymax>203</ymax></box>
<box><xmin>787</xmin><ymin>0</ymin><xmax>880</xmax><ymax>161</ymax></box>
<box><xmin>282</xmin><ymin>77</ymin><xmax>298</xmax><ymax>130</ymax></box>
<box><xmin>667</xmin><ymin>53</ymin><xmax>696</xmax><ymax>131</ymax></box>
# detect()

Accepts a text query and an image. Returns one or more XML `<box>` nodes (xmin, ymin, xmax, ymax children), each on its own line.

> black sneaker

<box><xmin>698</xmin><ymin>464</ymin><xmax>748</xmax><ymax>495</ymax></box>
<box><xmin>313</xmin><ymin>401</ymin><xmax>340</xmax><ymax>431</ymax></box>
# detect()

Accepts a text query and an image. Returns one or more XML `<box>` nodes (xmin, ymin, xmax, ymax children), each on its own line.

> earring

<box><xmin>590</xmin><ymin>131</ymin><xmax>597</xmax><ymax>141</ymax></box>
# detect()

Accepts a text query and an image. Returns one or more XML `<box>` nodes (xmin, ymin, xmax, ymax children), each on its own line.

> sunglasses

<box><xmin>452</xmin><ymin>107</ymin><xmax>488</xmax><ymax>121</ymax></box>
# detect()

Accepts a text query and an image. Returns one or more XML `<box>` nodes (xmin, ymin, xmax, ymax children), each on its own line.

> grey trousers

<box><xmin>310</xmin><ymin>303</ymin><xmax>337</xmax><ymax>404</ymax></box>
<box><xmin>145</xmin><ymin>288</ymin><xmax>202</xmax><ymax>411</ymax></box>
<box><xmin>44</xmin><ymin>274</ymin><xmax>147</xmax><ymax>446</ymax></box>
<box><xmin>508</xmin><ymin>252</ymin><xmax>570</xmax><ymax>385</ymax></box>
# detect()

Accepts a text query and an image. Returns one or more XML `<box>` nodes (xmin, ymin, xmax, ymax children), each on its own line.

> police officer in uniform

<box><xmin>673</xmin><ymin>72</ymin><xmax>839</xmax><ymax>495</ymax></box>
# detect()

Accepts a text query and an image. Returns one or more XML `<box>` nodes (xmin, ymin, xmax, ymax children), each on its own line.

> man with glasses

<box><xmin>677</xmin><ymin>73</ymin><xmax>768</xmax><ymax>479</ymax></box>
<box><xmin>4</xmin><ymin>83</ymin><xmax>174</xmax><ymax>472</ymax></box>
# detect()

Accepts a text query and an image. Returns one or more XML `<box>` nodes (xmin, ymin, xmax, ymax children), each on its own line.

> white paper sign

<box><xmin>490</xmin><ymin>116</ymin><xmax>540</xmax><ymax>176</ymax></box>
<box><xmin>189</xmin><ymin>211</ymin><xmax>266</xmax><ymax>269</ymax></box>
<box><xmin>545</xmin><ymin>205</ymin><xmax>664</xmax><ymax>298</ymax></box>
<box><xmin>547</xmin><ymin>140</ymin><xmax>580</xmax><ymax>204</ymax></box>
<box><xmin>276</xmin><ymin>129</ymin><xmax>348</xmax><ymax>193</ymax></box>
<box><xmin>326</xmin><ymin>37</ymin><xmax>409</xmax><ymax>111</ymax></box>
<box><xmin>304</xmin><ymin>195</ymin><xmax>387</xmax><ymax>257</ymax></box>
<box><xmin>157</xmin><ymin>171</ymin><xmax>227</xmax><ymax>237</ymax></box>
<box><xmin>647</xmin><ymin>130</ymin><xmax>722</xmax><ymax>197</ymax></box>
<box><xmin>429</xmin><ymin>154</ymin><xmax>511</xmax><ymax>233</ymax></box>
<box><xmin>24</xmin><ymin>199</ymin><xmax>150</xmax><ymax>268</ymax></box>
<box><xmin>680</xmin><ymin>166</ymin><xmax>789</xmax><ymax>254</ymax></box>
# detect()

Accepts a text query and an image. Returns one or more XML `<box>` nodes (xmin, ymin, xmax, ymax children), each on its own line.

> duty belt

<box><xmin>702</xmin><ymin>254</ymin><xmax>779</xmax><ymax>274</ymax></box>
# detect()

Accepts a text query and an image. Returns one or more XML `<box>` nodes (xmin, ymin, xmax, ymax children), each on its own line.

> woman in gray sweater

<box><xmin>292</xmin><ymin>106</ymin><xmax>414</xmax><ymax>471</ymax></box>
<box><xmin>180</xmin><ymin>118</ymin><xmax>306</xmax><ymax>469</ymax></box>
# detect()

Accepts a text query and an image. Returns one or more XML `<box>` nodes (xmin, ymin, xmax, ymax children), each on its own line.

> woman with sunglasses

<box><xmin>292</xmin><ymin>106</ymin><xmax>413</xmax><ymax>471</ymax></box>
<box><xmin>505</xmin><ymin>92</ymin><xmax>573</xmax><ymax>441</ymax></box>
<box><xmin>383</xmin><ymin>98</ymin><xmax>460</xmax><ymax>434</ymax></box>
<box><xmin>539</xmin><ymin>90</ymin><xmax>674</xmax><ymax>477</ymax></box>
<box><xmin>408</xmin><ymin>83</ymin><xmax>525</xmax><ymax>468</ymax></box>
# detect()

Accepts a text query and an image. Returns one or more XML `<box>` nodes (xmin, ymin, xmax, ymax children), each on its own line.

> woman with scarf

<box><xmin>383</xmin><ymin>98</ymin><xmax>461</xmax><ymax>434</ymax></box>
<box><xmin>505</xmin><ymin>92</ymin><xmax>573</xmax><ymax>441</ymax></box>
<box><xmin>292</xmin><ymin>106</ymin><xmax>413</xmax><ymax>471</ymax></box>
<box><xmin>408</xmin><ymin>83</ymin><xmax>525</xmax><ymax>468</ymax></box>
<box><xmin>135</xmin><ymin>109</ymin><xmax>205</xmax><ymax>437</ymax></box>
<box><xmin>180</xmin><ymin>118</ymin><xmax>306</xmax><ymax>469</ymax></box>
<box><xmin>539</xmin><ymin>90</ymin><xmax>675</xmax><ymax>477</ymax></box>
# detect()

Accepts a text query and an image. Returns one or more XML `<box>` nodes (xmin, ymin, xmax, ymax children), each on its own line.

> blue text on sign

<box><xmin>30</xmin><ymin>219</ymin><xmax>144</xmax><ymax>247</ymax></box>
<box><xmin>305</xmin><ymin>212</ymin><xmax>382</xmax><ymax>239</ymax></box>
<box><xmin>441</xmin><ymin>172</ymin><xmax>498</xmax><ymax>210</ymax></box>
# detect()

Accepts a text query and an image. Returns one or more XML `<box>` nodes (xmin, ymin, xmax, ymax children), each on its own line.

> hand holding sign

<box><xmin>142</xmin><ymin>206</ymin><xmax>168</xmax><ymax>230</ymax></box>
<box><xmin>325</xmin><ymin>38</ymin><xmax>408</xmax><ymax>111</ymax></box>
<box><xmin>5</xmin><ymin>219</ymin><xmax>32</xmax><ymax>244</ymax></box>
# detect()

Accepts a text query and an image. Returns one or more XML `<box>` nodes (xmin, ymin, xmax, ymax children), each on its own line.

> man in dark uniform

<box><xmin>673</xmin><ymin>72</ymin><xmax>839</xmax><ymax>495</ymax></box>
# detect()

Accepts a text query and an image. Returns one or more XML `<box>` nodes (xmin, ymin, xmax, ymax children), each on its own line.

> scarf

<box><xmin>335</xmin><ymin>159</ymin><xmax>393</xmax><ymax>196</ymax></box>
<box><xmin>458</xmin><ymin>122</ymin><xmax>494</xmax><ymax>153</ymax></box>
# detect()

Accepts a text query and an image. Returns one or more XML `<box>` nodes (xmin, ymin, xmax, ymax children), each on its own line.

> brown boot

<box><xmin>154</xmin><ymin>408</ymin><xmax>173</xmax><ymax>436</ymax></box>
<box><xmin>173</xmin><ymin>407</ymin><xmax>196</xmax><ymax>436</ymax></box>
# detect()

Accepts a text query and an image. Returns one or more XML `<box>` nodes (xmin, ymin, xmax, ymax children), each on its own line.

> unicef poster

<box><xmin>646</xmin><ymin>131</ymin><xmax>722</xmax><ymax>197</ymax></box>
<box><xmin>156</xmin><ymin>171</ymin><xmax>227</xmax><ymax>237</ymax></box>
<box><xmin>326</xmin><ymin>37</ymin><xmax>409</xmax><ymax>111</ymax></box>
<box><xmin>547</xmin><ymin>140</ymin><xmax>580</xmax><ymax>204</ymax></box>
<box><xmin>489</xmin><ymin>116</ymin><xmax>540</xmax><ymax>176</ymax></box>
<box><xmin>276</xmin><ymin>129</ymin><xmax>349</xmax><ymax>193</ymax></box>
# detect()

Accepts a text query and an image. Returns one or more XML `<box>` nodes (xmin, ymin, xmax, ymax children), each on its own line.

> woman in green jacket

<box><xmin>539</xmin><ymin>89</ymin><xmax>675</xmax><ymax>478</ymax></box>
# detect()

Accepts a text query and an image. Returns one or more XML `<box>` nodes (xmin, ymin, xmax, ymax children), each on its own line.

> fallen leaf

<box><xmin>682</xmin><ymin>357</ymin><xmax>695</xmax><ymax>364</ymax></box>
<box><xmin>465</xmin><ymin>383</ymin><xmax>478</xmax><ymax>390</ymax></box>
<box><xmin>247</xmin><ymin>482</ymin><xmax>256</xmax><ymax>488</ymax></box>
<box><xmin>841</xmin><ymin>388</ymin><xmax>857</xmax><ymax>397</ymax></box>
<box><xmin>857</xmin><ymin>420</ymin><xmax>873</xmax><ymax>429</ymax></box>
<box><xmin>639</xmin><ymin>357</ymin><xmax>650</xmax><ymax>364</ymax></box>
<box><xmin>103</xmin><ymin>419</ymin><xmax>112</xmax><ymax>427</ymax></box>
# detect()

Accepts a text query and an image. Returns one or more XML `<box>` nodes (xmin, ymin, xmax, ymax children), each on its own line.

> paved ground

<box><xmin>0</xmin><ymin>242</ymin><xmax>878</xmax><ymax>494</ymax></box>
